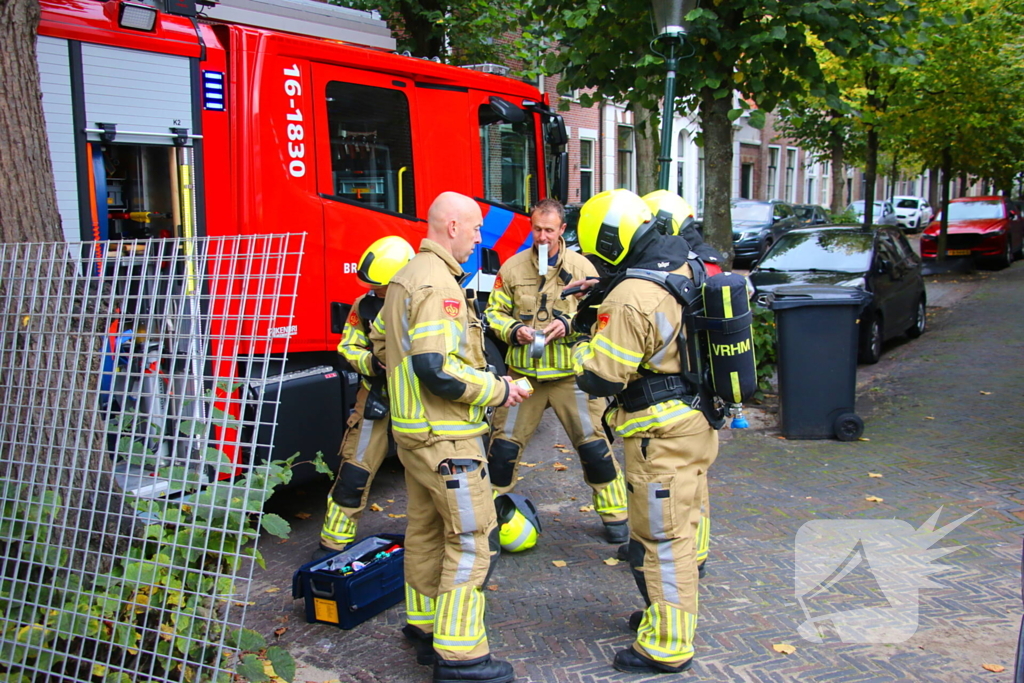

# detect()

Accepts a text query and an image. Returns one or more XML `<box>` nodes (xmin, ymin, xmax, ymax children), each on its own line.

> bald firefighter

<box><xmin>484</xmin><ymin>198</ymin><xmax>628</xmax><ymax>543</ymax></box>
<box><xmin>372</xmin><ymin>192</ymin><xmax>529</xmax><ymax>683</ymax></box>
<box><xmin>571</xmin><ymin>189</ymin><xmax>718</xmax><ymax>675</ymax></box>
<box><xmin>315</xmin><ymin>236</ymin><xmax>415</xmax><ymax>559</ymax></box>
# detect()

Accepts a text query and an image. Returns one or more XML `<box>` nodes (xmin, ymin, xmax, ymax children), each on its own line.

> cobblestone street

<box><xmin>250</xmin><ymin>262</ymin><xmax>1024</xmax><ymax>683</ymax></box>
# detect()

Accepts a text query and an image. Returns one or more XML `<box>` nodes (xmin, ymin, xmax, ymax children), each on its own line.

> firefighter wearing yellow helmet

<box><xmin>640</xmin><ymin>191</ymin><xmax>715</xmax><ymax>576</ymax></box>
<box><xmin>571</xmin><ymin>188</ymin><xmax>719</xmax><ymax>675</ymax></box>
<box><xmin>317</xmin><ymin>236</ymin><xmax>415</xmax><ymax>558</ymax></box>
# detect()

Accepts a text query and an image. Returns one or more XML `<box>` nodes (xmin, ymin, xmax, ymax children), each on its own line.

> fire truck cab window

<box><xmin>479</xmin><ymin>105</ymin><xmax>537</xmax><ymax>213</ymax></box>
<box><xmin>325</xmin><ymin>81</ymin><xmax>416</xmax><ymax>216</ymax></box>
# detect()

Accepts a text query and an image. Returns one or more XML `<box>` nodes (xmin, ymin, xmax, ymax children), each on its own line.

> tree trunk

<box><xmin>0</xmin><ymin>0</ymin><xmax>60</xmax><ymax>242</ymax></box>
<box><xmin>633</xmin><ymin>104</ymin><xmax>659</xmax><ymax>198</ymax></box>
<box><xmin>928</xmin><ymin>167</ymin><xmax>939</xmax><ymax>206</ymax></box>
<box><xmin>829</xmin><ymin>127</ymin><xmax>845</xmax><ymax>216</ymax></box>
<box><xmin>937</xmin><ymin>147</ymin><xmax>951</xmax><ymax>263</ymax></box>
<box><xmin>0</xmin><ymin>0</ymin><xmax>133</xmax><ymax>571</ymax></box>
<box><xmin>863</xmin><ymin>126</ymin><xmax>878</xmax><ymax>226</ymax></box>
<box><xmin>699</xmin><ymin>87</ymin><xmax>734</xmax><ymax>266</ymax></box>
<box><xmin>888</xmin><ymin>153</ymin><xmax>898</xmax><ymax>201</ymax></box>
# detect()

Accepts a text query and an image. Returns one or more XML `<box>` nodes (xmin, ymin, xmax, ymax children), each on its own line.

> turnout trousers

<box><xmin>488</xmin><ymin>372</ymin><xmax>627</xmax><ymax>524</ymax></box>
<box><xmin>401</xmin><ymin>437</ymin><xmax>499</xmax><ymax>663</ymax></box>
<box><xmin>321</xmin><ymin>386</ymin><xmax>391</xmax><ymax>550</ymax></box>
<box><xmin>624</xmin><ymin>422</ymin><xmax>717</xmax><ymax>667</ymax></box>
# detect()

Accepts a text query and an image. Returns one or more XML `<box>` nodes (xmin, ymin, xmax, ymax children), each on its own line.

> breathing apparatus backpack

<box><xmin>356</xmin><ymin>294</ymin><xmax>389</xmax><ymax>420</ymax></box>
<box><xmin>577</xmin><ymin>245</ymin><xmax>758</xmax><ymax>430</ymax></box>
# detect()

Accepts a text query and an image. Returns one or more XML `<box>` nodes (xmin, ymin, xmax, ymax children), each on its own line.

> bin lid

<box><xmin>768</xmin><ymin>284</ymin><xmax>872</xmax><ymax>311</ymax></box>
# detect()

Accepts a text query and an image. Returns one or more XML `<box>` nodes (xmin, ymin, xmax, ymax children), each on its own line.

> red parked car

<box><xmin>920</xmin><ymin>196</ymin><xmax>1024</xmax><ymax>268</ymax></box>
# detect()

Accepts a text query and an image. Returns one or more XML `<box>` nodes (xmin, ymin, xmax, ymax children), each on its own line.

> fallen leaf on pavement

<box><xmin>858</xmin><ymin>437</ymin><xmax>870</xmax><ymax>441</ymax></box>
<box><xmin>579</xmin><ymin>505</ymin><xmax>594</xmax><ymax>512</ymax></box>
<box><xmin>517</xmin><ymin>476</ymin><xmax>524</xmax><ymax>481</ymax></box>
<box><xmin>868</xmin><ymin>473</ymin><xmax>883</xmax><ymax>478</ymax></box>
<box><xmin>925</xmin><ymin>416</ymin><xmax>935</xmax><ymax>420</ymax></box>
<box><xmin>553</xmin><ymin>462</ymin><xmax>568</xmax><ymax>471</ymax></box>
<box><xmin>552</xmin><ymin>560</ymin><xmax>567</xmax><ymax>568</ymax></box>
<box><xmin>980</xmin><ymin>391</ymin><xmax>992</xmax><ymax>395</ymax></box>
<box><xmin>294</xmin><ymin>512</ymin><xmax>311</xmax><ymax>520</ymax></box>
<box><xmin>603</xmin><ymin>558</ymin><xmax>620</xmax><ymax>566</ymax></box>
<box><xmin>772</xmin><ymin>643</ymin><xmax>796</xmax><ymax>655</ymax></box>
<box><xmin>553</xmin><ymin>444</ymin><xmax>566</xmax><ymax>448</ymax></box>
<box><xmin>265</xmin><ymin>587</ymin><xmax>280</xmax><ymax>593</ymax></box>
<box><xmin>274</xmin><ymin>627</ymin><xmax>288</xmax><ymax>637</ymax></box>
<box><xmin>865</xmin><ymin>496</ymin><xmax>884</xmax><ymax>503</ymax></box>
<box><xmin>521</xmin><ymin>462</ymin><xmax>537</xmax><ymax>467</ymax></box>
<box><xmin>558</xmin><ymin>448</ymin><xmax>573</xmax><ymax>453</ymax></box>
<box><xmin>982</xmin><ymin>664</ymin><xmax>1005</xmax><ymax>673</ymax></box>
<box><xmin>369</xmin><ymin>503</ymin><xmax>384</xmax><ymax>512</ymax></box>
<box><xmin>487</xmin><ymin>584</ymin><xmax>498</xmax><ymax>591</ymax></box>
<box><xmin>387</xmin><ymin>499</ymin><xmax>394</xmax><ymax>503</ymax></box>
<box><xmin>388</xmin><ymin>514</ymin><xmax>407</xmax><ymax>518</ymax></box>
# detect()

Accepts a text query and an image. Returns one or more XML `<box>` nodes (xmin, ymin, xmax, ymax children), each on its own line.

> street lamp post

<box><xmin>651</xmin><ymin>0</ymin><xmax>697</xmax><ymax>191</ymax></box>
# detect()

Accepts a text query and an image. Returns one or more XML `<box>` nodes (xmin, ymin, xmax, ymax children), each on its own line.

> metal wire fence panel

<box><xmin>0</xmin><ymin>234</ymin><xmax>304</xmax><ymax>682</ymax></box>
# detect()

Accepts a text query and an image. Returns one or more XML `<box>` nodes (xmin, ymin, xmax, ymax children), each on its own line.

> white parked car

<box><xmin>892</xmin><ymin>195</ymin><xmax>933</xmax><ymax>233</ymax></box>
<box><xmin>846</xmin><ymin>200</ymin><xmax>899</xmax><ymax>227</ymax></box>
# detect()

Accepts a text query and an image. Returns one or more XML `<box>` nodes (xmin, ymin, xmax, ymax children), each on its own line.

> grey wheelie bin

<box><xmin>768</xmin><ymin>285</ymin><xmax>872</xmax><ymax>441</ymax></box>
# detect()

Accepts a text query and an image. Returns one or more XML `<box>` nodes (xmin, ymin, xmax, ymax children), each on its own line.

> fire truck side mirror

<box><xmin>480</xmin><ymin>247</ymin><xmax>501</xmax><ymax>276</ymax></box>
<box><xmin>544</xmin><ymin>114</ymin><xmax>568</xmax><ymax>148</ymax></box>
<box><xmin>552</xmin><ymin>151</ymin><xmax>569</xmax><ymax>204</ymax></box>
<box><xmin>488</xmin><ymin>96</ymin><xmax>526</xmax><ymax>124</ymax></box>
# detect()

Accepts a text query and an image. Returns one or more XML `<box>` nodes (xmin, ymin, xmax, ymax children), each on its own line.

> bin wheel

<box><xmin>834</xmin><ymin>413</ymin><xmax>864</xmax><ymax>441</ymax></box>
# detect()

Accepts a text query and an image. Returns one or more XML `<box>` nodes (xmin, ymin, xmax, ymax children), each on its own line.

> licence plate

<box><xmin>947</xmin><ymin>249</ymin><xmax>971</xmax><ymax>256</ymax></box>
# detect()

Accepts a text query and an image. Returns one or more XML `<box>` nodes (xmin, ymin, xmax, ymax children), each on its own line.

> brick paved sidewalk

<box><xmin>250</xmin><ymin>263</ymin><xmax>1024</xmax><ymax>683</ymax></box>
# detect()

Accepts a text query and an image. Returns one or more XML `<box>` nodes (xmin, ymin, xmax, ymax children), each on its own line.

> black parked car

<box><xmin>748</xmin><ymin>225</ymin><xmax>926</xmax><ymax>364</ymax></box>
<box><xmin>731</xmin><ymin>199</ymin><xmax>802</xmax><ymax>264</ymax></box>
<box><xmin>793</xmin><ymin>204</ymin><xmax>831</xmax><ymax>227</ymax></box>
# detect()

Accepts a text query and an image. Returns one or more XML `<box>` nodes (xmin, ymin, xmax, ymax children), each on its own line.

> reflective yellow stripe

<box><xmin>593</xmin><ymin>471</ymin><xmax>628</xmax><ymax>516</ymax></box>
<box><xmin>434</xmin><ymin>586</ymin><xmax>486</xmax><ymax>653</ymax></box>
<box><xmin>593</xmin><ymin>334</ymin><xmax>643</xmax><ymax>367</ymax></box>
<box><xmin>730</xmin><ymin>371</ymin><xmax>741</xmax><ymax>403</ymax></box>
<box><xmin>695</xmin><ymin>515</ymin><xmax>710</xmax><ymax>563</ymax></box>
<box><xmin>721</xmin><ymin>285</ymin><xmax>733</xmax><ymax>318</ymax></box>
<box><xmin>636</xmin><ymin>603</ymin><xmax>696</xmax><ymax>662</ymax></box>
<box><xmin>321</xmin><ymin>499</ymin><xmax>357</xmax><ymax>546</ymax></box>
<box><xmin>405</xmin><ymin>584</ymin><xmax>436</xmax><ymax>627</ymax></box>
<box><xmin>614</xmin><ymin>400</ymin><xmax>696</xmax><ymax>437</ymax></box>
<box><xmin>411</xmin><ymin>321</ymin><xmax>446</xmax><ymax>340</ymax></box>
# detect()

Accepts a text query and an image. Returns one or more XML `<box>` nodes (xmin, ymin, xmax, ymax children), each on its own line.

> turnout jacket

<box><xmin>485</xmin><ymin>238</ymin><xmax>597</xmax><ymax>381</ymax></box>
<box><xmin>338</xmin><ymin>292</ymin><xmax>384</xmax><ymax>392</ymax></box>
<box><xmin>572</xmin><ymin>234</ymin><xmax>705</xmax><ymax>439</ymax></box>
<box><xmin>372</xmin><ymin>239</ymin><xmax>509</xmax><ymax>451</ymax></box>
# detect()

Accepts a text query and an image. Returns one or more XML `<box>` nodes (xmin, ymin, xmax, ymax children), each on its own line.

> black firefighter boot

<box><xmin>613</xmin><ymin>647</ymin><xmax>693</xmax><ymax>674</ymax></box>
<box><xmin>401</xmin><ymin>624</ymin><xmax>435</xmax><ymax>665</ymax></box>
<box><xmin>433</xmin><ymin>654</ymin><xmax>515</xmax><ymax>683</ymax></box>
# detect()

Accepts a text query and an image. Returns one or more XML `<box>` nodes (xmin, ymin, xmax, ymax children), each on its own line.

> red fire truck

<box><xmin>36</xmin><ymin>0</ymin><xmax>568</xmax><ymax>483</ymax></box>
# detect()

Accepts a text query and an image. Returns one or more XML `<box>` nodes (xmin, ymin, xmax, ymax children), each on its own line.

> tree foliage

<box><xmin>535</xmin><ymin>0</ymin><xmax>921</xmax><ymax>264</ymax></box>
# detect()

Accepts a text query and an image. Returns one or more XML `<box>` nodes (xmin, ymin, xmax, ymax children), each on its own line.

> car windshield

<box><xmin>731</xmin><ymin>202</ymin><xmax>771</xmax><ymax>222</ymax></box>
<box><xmin>946</xmin><ymin>200</ymin><xmax>1004</xmax><ymax>220</ymax></box>
<box><xmin>794</xmin><ymin>206</ymin><xmax>815</xmax><ymax>219</ymax></box>
<box><xmin>896</xmin><ymin>198</ymin><xmax>919</xmax><ymax>209</ymax></box>
<box><xmin>848</xmin><ymin>201</ymin><xmax>883</xmax><ymax>212</ymax></box>
<box><xmin>757</xmin><ymin>230</ymin><xmax>873</xmax><ymax>272</ymax></box>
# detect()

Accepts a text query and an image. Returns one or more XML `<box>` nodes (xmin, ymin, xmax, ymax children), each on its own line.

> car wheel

<box><xmin>859</xmin><ymin>314</ymin><xmax>883</xmax><ymax>365</ymax></box>
<box><xmin>999</xmin><ymin>237</ymin><xmax>1014</xmax><ymax>269</ymax></box>
<box><xmin>906</xmin><ymin>297</ymin><xmax>926</xmax><ymax>338</ymax></box>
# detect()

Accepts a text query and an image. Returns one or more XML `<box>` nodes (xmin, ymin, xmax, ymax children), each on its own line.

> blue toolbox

<box><xmin>292</xmin><ymin>534</ymin><xmax>405</xmax><ymax>629</ymax></box>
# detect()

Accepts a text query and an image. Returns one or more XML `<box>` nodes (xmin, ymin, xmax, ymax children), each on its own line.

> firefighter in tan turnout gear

<box><xmin>372</xmin><ymin>192</ymin><xmax>529</xmax><ymax>683</ymax></box>
<box><xmin>571</xmin><ymin>189</ymin><xmax>718</xmax><ymax>675</ymax></box>
<box><xmin>485</xmin><ymin>198</ymin><xmax>628</xmax><ymax>543</ymax></box>
<box><xmin>315</xmin><ymin>236</ymin><xmax>414</xmax><ymax>559</ymax></box>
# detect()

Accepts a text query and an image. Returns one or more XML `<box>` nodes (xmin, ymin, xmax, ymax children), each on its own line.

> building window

<box><xmin>785</xmin><ymin>149</ymin><xmax>797</xmax><ymax>202</ymax></box>
<box><xmin>617</xmin><ymin>126</ymin><xmax>633</xmax><ymax>191</ymax></box>
<box><xmin>579</xmin><ymin>138</ymin><xmax>594</xmax><ymax>202</ymax></box>
<box><xmin>676</xmin><ymin>130</ymin><xmax>687</xmax><ymax>200</ymax></box>
<box><xmin>767</xmin><ymin>147</ymin><xmax>780</xmax><ymax>200</ymax></box>
<box><xmin>740</xmin><ymin>164</ymin><xmax>754</xmax><ymax>199</ymax></box>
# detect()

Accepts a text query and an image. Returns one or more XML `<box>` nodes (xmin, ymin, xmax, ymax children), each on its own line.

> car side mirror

<box><xmin>1010</xmin><ymin>210</ymin><xmax>1019</xmax><ymax>220</ymax></box>
<box><xmin>480</xmin><ymin>247</ymin><xmax>501</xmax><ymax>276</ymax></box>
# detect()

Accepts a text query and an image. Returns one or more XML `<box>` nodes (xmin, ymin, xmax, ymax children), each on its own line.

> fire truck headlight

<box><xmin>119</xmin><ymin>2</ymin><xmax>158</xmax><ymax>31</ymax></box>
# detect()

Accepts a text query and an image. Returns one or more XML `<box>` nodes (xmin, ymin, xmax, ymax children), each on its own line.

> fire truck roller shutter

<box><xmin>81</xmin><ymin>43</ymin><xmax>193</xmax><ymax>146</ymax></box>
<box><xmin>35</xmin><ymin>36</ymin><xmax>81</xmax><ymax>245</ymax></box>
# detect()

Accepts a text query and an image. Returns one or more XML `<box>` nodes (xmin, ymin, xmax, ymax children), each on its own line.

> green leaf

<box><xmin>266</xmin><ymin>646</ymin><xmax>296</xmax><ymax>682</ymax></box>
<box><xmin>236</xmin><ymin>654</ymin><xmax>270</xmax><ymax>683</ymax></box>
<box><xmin>178</xmin><ymin>420</ymin><xmax>208</xmax><ymax>437</ymax></box>
<box><xmin>260</xmin><ymin>513</ymin><xmax>291</xmax><ymax>539</ymax></box>
<box><xmin>103</xmin><ymin>673</ymin><xmax>134</xmax><ymax>683</ymax></box>
<box><xmin>230</xmin><ymin>628</ymin><xmax>267</xmax><ymax>653</ymax></box>
<box><xmin>748</xmin><ymin>109</ymin><xmax>767</xmax><ymax>130</ymax></box>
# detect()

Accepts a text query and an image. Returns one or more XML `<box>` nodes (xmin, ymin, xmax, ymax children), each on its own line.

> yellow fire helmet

<box><xmin>642</xmin><ymin>189</ymin><xmax>695</xmax><ymax>236</ymax></box>
<box><xmin>577</xmin><ymin>189</ymin><xmax>655</xmax><ymax>266</ymax></box>
<box><xmin>495</xmin><ymin>493</ymin><xmax>541</xmax><ymax>552</ymax></box>
<box><xmin>356</xmin><ymin>235</ymin><xmax>415</xmax><ymax>286</ymax></box>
